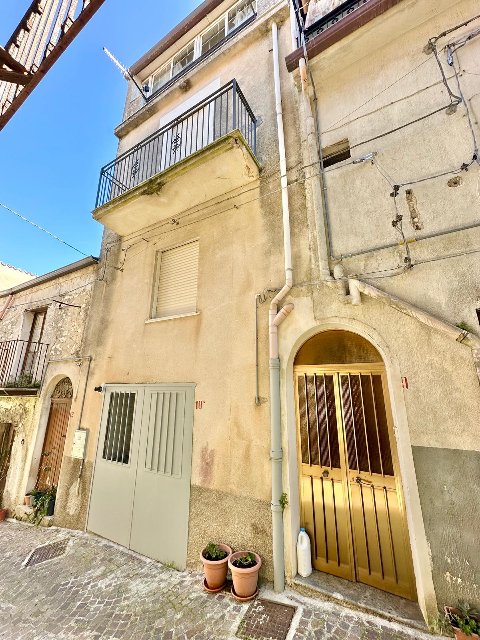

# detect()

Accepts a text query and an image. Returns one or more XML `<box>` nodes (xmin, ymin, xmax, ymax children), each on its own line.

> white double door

<box><xmin>88</xmin><ymin>384</ymin><xmax>195</xmax><ymax>569</ymax></box>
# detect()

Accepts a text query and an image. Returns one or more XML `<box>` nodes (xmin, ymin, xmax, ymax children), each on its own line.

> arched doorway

<box><xmin>36</xmin><ymin>377</ymin><xmax>73</xmax><ymax>490</ymax></box>
<box><xmin>294</xmin><ymin>330</ymin><xmax>416</xmax><ymax>600</ymax></box>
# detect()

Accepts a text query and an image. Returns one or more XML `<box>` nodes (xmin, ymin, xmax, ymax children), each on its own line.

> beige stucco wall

<box><xmin>79</xmin><ymin>6</ymin><xmax>306</xmax><ymax>581</ymax></box>
<box><xmin>0</xmin><ymin>263</ymin><xmax>97</xmax><ymax>514</ymax></box>
<box><xmin>284</xmin><ymin>0</ymin><xmax>480</xmax><ymax>618</ymax></box>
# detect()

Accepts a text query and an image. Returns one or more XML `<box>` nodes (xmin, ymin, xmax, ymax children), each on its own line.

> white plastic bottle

<box><xmin>297</xmin><ymin>527</ymin><xmax>313</xmax><ymax>577</ymax></box>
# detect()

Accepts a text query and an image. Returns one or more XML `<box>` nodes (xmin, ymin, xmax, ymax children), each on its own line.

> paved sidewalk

<box><xmin>0</xmin><ymin>521</ymin><xmax>440</xmax><ymax>640</ymax></box>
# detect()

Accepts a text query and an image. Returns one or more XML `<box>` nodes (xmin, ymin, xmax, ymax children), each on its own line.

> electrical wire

<box><xmin>0</xmin><ymin>202</ymin><xmax>90</xmax><ymax>257</ymax></box>
<box><xmin>2</xmin><ymin>279</ymin><xmax>98</xmax><ymax>312</ymax></box>
<box><xmin>428</xmin><ymin>12</ymin><xmax>480</xmax><ymax>46</ymax></box>
<box><xmin>349</xmin><ymin>102</ymin><xmax>459</xmax><ymax>151</ymax></box>
<box><xmin>323</xmin><ymin>56</ymin><xmax>435</xmax><ymax>134</ymax></box>
<box><xmin>449</xmin><ymin>55</ymin><xmax>480</xmax><ymax>163</ymax></box>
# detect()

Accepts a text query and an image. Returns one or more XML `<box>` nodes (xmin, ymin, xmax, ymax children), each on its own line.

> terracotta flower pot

<box><xmin>0</xmin><ymin>508</ymin><xmax>7</xmax><ymax>522</ymax></box>
<box><xmin>24</xmin><ymin>495</ymin><xmax>33</xmax><ymax>507</ymax></box>
<box><xmin>445</xmin><ymin>607</ymin><xmax>480</xmax><ymax>640</ymax></box>
<box><xmin>228</xmin><ymin>551</ymin><xmax>261</xmax><ymax>598</ymax></box>
<box><xmin>200</xmin><ymin>544</ymin><xmax>232</xmax><ymax>590</ymax></box>
<box><xmin>453</xmin><ymin>629</ymin><xmax>480</xmax><ymax>640</ymax></box>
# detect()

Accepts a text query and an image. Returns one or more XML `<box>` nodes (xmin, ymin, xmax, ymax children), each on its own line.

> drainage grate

<box><xmin>24</xmin><ymin>539</ymin><xmax>69</xmax><ymax>567</ymax></box>
<box><xmin>236</xmin><ymin>598</ymin><xmax>296</xmax><ymax>640</ymax></box>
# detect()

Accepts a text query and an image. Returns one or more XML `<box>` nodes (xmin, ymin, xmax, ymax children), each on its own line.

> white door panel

<box><xmin>129</xmin><ymin>386</ymin><xmax>194</xmax><ymax>568</ymax></box>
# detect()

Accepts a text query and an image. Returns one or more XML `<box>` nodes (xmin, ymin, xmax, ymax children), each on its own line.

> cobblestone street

<box><xmin>0</xmin><ymin>521</ymin><xmax>441</xmax><ymax>640</ymax></box>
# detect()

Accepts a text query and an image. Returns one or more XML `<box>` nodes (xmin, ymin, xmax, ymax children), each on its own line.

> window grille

<box><xmin>102</xmin><ymin>392</ymin><xmax>136</xmax><ymax>464</ymax></box>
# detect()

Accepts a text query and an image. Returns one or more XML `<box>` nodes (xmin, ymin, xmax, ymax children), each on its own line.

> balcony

<box><xmin>304</xmin><ymin>0</ymin><xmax>374</xmax><ymax>42</ymax></box>
<box><xmin>0</xmin><ymin>339</ymin><xmax>49</xmax><ymax>394</ymax></box>
<box><xmin>93</xmin><ymin>80</ymin><xmax>260</xmax><ymax>236</ymax></box>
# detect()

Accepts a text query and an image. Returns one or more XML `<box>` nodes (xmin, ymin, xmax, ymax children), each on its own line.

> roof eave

<box><xmin>0</xmin><ymin>256</ymin><xmax>99</xmax><ymax>299</ymax></box>
<box><xmin>130</xmin><ymin>0</ymin><xmax>226</xmax><ymax>77</ymax></box>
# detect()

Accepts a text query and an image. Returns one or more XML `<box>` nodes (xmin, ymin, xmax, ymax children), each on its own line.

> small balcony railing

<box><xmin>0</xmin><ymin>339</ymin><xmax>49</xmax><ymax>389</ymax></box>
<box><xmin>96</xmin><ymin>79</ymin><xmax>257</xmax><ymax>209</ymax></box>
<box><xmin>304</xmin><ymin>0</ymin><xmax>374</xmax><ymax>43</ymax></box>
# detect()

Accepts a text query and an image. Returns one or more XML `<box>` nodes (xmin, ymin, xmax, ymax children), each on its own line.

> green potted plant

<box><xmin>228</xmin><ymin>551</ymin><xmax>261</xmax><ymax>600</ymax></box>
<box><xmin>200</xmin><ymin>543</ymin><xmax>232</xmax><ymax>592</ymax></box>
<box><xmin>28</xmin><ymin>486</ymin><xmax>56</xmax><ymax>525</ymax></box>
<box><xmin>445</xmin><ymin>604</ymin><xmax>480</xmax><ymax>640</ymax></box>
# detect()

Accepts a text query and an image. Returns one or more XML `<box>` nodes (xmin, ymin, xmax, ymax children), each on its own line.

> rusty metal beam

<box><xmin>0</xmin><ymin>0</ymin><xmax>107</xmax><ymax>131</ymax></box>
<box><xmin>0</xmin><ymin>47</ymin><xmax>28</xmax><ymax>73</ymax></box>
<box><xmin>0</xmin><ymin>69</ymin><xmax>31</xmax><ymax>85</ymax></box>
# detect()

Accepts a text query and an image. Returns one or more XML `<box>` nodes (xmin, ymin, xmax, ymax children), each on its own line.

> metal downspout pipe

<box><xmin>270</xmin><ymin>21</ymin><xmax>294</xmax><ymax>593</ymax></box>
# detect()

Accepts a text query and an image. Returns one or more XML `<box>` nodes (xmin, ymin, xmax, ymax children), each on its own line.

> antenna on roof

<box><xmin>103</xmin><ymin>47</ymin><xmax>148</xmax><ymax>102</ymax></box>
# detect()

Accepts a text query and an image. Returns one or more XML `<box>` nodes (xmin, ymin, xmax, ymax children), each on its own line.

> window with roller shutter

<box><xmin>152</xmin><ymin>240</ymin><xmax>199</xmax><ymax>319</ymax></box>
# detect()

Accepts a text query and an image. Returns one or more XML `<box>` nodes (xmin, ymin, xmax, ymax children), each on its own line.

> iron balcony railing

<box><xmin>304</xmin><ymin>0</ymin><xmax>373</xmax><ymax>44</ymax></box>
<box><xmin>0</xmin><ymin>339</ymin><xmax>49</xmax><ymax>389</ymax></box>
<box><xmin>96</xmin><ymin>79</ymin><xmax>257</xmax><ymax>209</ymax></box>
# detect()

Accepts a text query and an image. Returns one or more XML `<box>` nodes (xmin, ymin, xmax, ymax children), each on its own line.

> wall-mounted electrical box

<box><xmin>71</xmin><ymin>429</ymin><xmax>88</xmax><ymax>460</ymax></box>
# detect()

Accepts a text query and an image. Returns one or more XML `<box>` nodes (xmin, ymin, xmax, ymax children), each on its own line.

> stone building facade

<box><xmin>0</xmin><ymin>257</ymin><xmax>98</xmax><ymax>523</ymax></box>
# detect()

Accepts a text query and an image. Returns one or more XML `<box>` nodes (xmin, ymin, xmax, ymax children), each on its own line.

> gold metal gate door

<box><xmin>295</xmin><ymin>365</ymin><xmax>416</xmax><ymax>600</ymax></box>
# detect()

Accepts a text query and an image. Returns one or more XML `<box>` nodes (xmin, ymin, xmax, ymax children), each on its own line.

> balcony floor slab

<box><xmin>92</xmin><ymin>131</ymin><xmax>260</xmax><ymax>237</ymax></box>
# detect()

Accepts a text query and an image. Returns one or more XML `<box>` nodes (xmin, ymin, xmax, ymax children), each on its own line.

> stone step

<box><xmin>290</xmin><ymin>573</ymin><xmax>434</xmax><ymax>635</ymax></box>
<box><xmin>14</xmin><ymin>505</ymin><xmax>54</xmax><ymax>527</ymax></box>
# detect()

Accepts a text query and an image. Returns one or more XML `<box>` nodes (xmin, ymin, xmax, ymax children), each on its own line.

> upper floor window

<box><xmin>148</xmin><ymin>0</ymin><xmax>256</xmax><ymax>95</ymax></box>
<box><xmin>152</xmin><ymin>240</ymin><xmax>200</xmax><ymax>319</ymax></box>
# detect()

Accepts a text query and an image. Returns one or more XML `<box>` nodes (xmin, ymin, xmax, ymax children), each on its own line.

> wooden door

<box><xmin>36</xmin><ymin>397</ymin><xmax>71</xmax><ymax>489</ymax></box>
<box><xmin>295</xmin><ymin>365</ymin><xmax>416</xmax><ymax>600</ymax></box>
<box><xmin>0</xmin><ymin>423</ymin><xmax>14</xmax><ymax>497</ymax></box>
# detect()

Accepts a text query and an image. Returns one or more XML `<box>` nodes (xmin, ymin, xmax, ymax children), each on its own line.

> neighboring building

<box><xmin>284</xmin><ymin>0</ymin><xmax>480</xmax><ymax>621</ymax></box>
<box><xmin>0</xmin><ymin>257</ymin><xmax>98</xmax><ymax>525</ymax></box>
<box><xmin>0</xmin><ymin>262</ymin><xmax>34</xmax><ymax>290</ymax></box>
<box><xmin>41</xmin><ymin>0</ymin><xmax>480</xmax><ymax>628</ymax></box>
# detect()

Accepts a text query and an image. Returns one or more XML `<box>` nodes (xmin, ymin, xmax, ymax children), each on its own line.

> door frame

<box><xmin>293</xmin><ymin>363</ymin><xmax>416</xmax><ymax>599</ymax></box>
<box><xmin>283</xmin><ymin>319</ymin><xmax>437</xmax><ymax>621</ymax></box>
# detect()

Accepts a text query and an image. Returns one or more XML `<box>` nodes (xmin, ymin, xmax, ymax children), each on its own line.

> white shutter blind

<box><xmin>155</xmin><ymin>241</ymin><xmax>199</xmax><ymax>318</ymax></box>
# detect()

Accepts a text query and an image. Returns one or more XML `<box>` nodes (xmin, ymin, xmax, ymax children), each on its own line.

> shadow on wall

<box><xmin>294</xmin><ymin>330</ymin><xmax>383</xmax><ymax>365</ymax></box>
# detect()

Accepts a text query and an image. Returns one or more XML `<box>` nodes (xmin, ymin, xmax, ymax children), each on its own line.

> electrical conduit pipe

<box><xmin>270</xmin><ymin>21</ymin><xmax>294</xmax><ymax>593</ymax></box>
<box><xmin>298</xmin><ymin>57</ymin><xmax>332</xmax><ymax>282</ymax></box>
<box><xmin>347</xmin><ymin>278</ymin><xmax>480</xmax><ymax>383</ymax></box>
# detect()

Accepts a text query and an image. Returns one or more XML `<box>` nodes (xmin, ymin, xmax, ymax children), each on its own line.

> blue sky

<box><xmin>0</xmin><ymin>1</ymin><xmax>200</xmax><ymax>276</ymax></box>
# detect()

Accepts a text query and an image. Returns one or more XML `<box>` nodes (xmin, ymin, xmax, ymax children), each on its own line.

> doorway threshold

<box><xmin>291</xmin><ymin>571</ymin><xmax>428</xmax><ymax>632</ymax></box>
